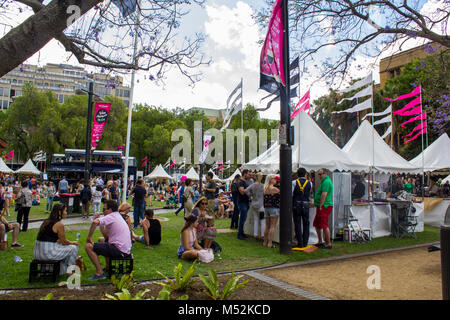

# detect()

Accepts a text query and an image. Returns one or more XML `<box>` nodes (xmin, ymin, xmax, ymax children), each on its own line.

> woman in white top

<box><xmin>3</xmin><ymin>183</ymin><xmax>14</xmax><ymax>217</ymax></box>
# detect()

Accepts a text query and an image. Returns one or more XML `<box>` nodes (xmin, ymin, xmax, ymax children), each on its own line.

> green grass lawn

<box><xmin>3</xmin><ymin>197</ymin><xmax>168</xmax><ymax>221</ymax></box>
<box><xmin>0</xmin><ymin>209</ymin><xmax>441</xmax><ymax>289</ymax></box>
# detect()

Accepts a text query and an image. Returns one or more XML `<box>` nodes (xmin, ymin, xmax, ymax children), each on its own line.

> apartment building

<box><xmin>0</xmin><ymin>63</ymin><xmax>131</xmax><ymax>110</ymax></box>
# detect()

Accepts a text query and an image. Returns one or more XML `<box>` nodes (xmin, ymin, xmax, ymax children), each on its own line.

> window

<box><xmin>124</xmin><ymin>89</ymin><xmax>130</xmax><ymax>98</ymax></box>
<box><xmin>119</xmin><ymin>89</ymin><xmax>123</xmax><ymax>97</ymax></box>
<box><xmin>0</xmin><ymin>88</ymin><xmax>3</xmax><ymax>96</ymax></box>
<box><xmin>12</xmin><ymin>79</ymin><xmax>17</xmax><ymax>84</ymax></box>
<box><xmin>18</xmin><ymin>80</ymin><xmax>22</xmax><ymax>84</ymax></box>
<box><xmin>124</xmin><ymin>100</ymin><xmax>129</xmax><ymax>107</ymax></box>
<box><xmin>2</xmin><ymin>100</ymin><xmax>8</xmax><ymax>109</ymax></box>
<box><xmin>3</xmin><ymin>88</ymin><xmax>8</xmax><ymax>97</ymax></box>
<box><xmin>58</xmin><ymin>95</ymin><xmax>63</xmax><ymax>103</ymax></box>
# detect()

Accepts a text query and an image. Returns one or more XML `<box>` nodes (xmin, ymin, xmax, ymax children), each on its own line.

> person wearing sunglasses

<box><xmin>192</xmin><ymin>196</ymin><xmax>217</xmax><ymax>250</ymax></box>
<box><xmin>313</xmin><ymin>169</ymin><xmax>333</xmax><ymax>249</ymax></box>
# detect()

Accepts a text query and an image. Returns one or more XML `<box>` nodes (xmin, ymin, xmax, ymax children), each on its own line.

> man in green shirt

<box><xmin>313</xmin><ymin>168</ymin><xmax>333</xmax><ymax>249</ymax></box>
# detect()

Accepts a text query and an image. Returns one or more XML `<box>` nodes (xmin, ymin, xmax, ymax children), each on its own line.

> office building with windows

<box><xmin>0</xmin><ymin>63</ymin><xmax>131</xmax><ymax>110</ymax></box>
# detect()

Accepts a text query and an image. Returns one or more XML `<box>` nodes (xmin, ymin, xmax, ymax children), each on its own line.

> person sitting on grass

<box><xmin>192</xmin><ymin>196</ymin><xmax>217</xmax><ymax>250</ymax></box>
<box><xmin>133</xmin><ymin>209</ymin><xmax>162</xmax><ymax>249</ymax></box>
<box><xmin>177</xmin><ymin>214</ymin><xmax>203</xmax><ymax>260</ymax></box>
<box><xmin>85</xmin><ymin>200</ymin><xmax>132</xmax><ymax>280</ymax></box>
<box><xmin>0</xmin><ymin>212</ymin><xmax>23</xmax><ymax>248</ymax></box>
<box><xmin>32</xmin><ymin>203</ymin><xmax>79</xmax><ymax>275</ymax></box>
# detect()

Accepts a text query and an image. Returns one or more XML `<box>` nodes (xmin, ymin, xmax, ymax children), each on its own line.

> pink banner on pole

<box><xmin>141</xmin><ymin>156</ymin><xmax>147</xmax><ymax>167</ymax></box>
<box><xmin>403</xmin><ymin>121</ymin><xmax>427</xmax><ymax>138</ymax></box>
<box><xmin>384</xmin><ymin>85</ymin><xmax>421</xmax><ymax>102</ymax></box>
<box><xmin>259</xmin><ymin>0</ymin><xmax>285</xmax><ymax>94</ymax></box>
<box><xmin>397</xmin><ymin>105</ymin><xmax>422</xmax><ymax>116</ymax></box>
<box><xmin>4</xmin><ymin>150</ymin><xmax>13</xmax><ymax>160</ymax></box>
<box><xmin>291</xmin><ymin>91</ymin><xmax>310</xmax><ymax>118</ymax></box>
<box><xmin>393</xmin><ymin>96</ymin><xmax>421</xmax><ymax>115</ymax></box>
<box><xmin>294</xmin><ymin>90</ymin><xmax>310</xmax><ymax>110</ymax></box>
<box><xmin>400</xmin><ymin>112</ymin><xmax>427</xmax><ymax>128</ymax></box>
<box><xmin>91</xmin><ymin>102</ymin><xmax>111</xmax><ymax>150</ymax></box>
<box><xmin>404</xmin><ymin>127</ymin><xmax>427</xmax><ymax>144</ymax></box>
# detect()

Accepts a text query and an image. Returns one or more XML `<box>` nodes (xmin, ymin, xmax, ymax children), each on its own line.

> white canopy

<box><xmin>202</xmin><ymin>170</ymin><xmax>222</xmax><ymax>182</ymax></box>
<box><xmin>343</xmin><ymin>120</ymin><xmax>421</xmax><ymax>173</ymax></box>
<box><xmin>145</xmin><ymin>164</ymin><xmax>173</xmax><ymax>180</ymax></box>
<box><xmin>410</xmin><ymin>133</ymin><xmax>450</xmax><ymax>172</ymax></box>
<box><xmin>243</xmin><ymin>111</ymin><xmax>367</xmax><ymax>173</ymax></box>
<box><xmin>443</xmin><ymin>175</ymin><xmax>450</xmax><ymax>185</ymax></box>
<box><xmin>185</xmin><ymin>167</ymin><xmax>200</xmax><ymax>181</ymax></box>
<box><xmin>225</xmin><ymin>168</ymin><xmax>241</xmax><ymax>181</ymax></box>
<box><xmin>15</xmin><ymin>159</ymin><xmax>41</xmax><ymax>175</ymax></box>
<box><xmin>0</xmin><ymin>158</ymin><xmax>14</xmax><ymax>173</ymax></box>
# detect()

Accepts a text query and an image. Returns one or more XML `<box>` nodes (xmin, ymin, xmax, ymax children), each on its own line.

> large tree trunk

<box><xmin>0</xmin><ymin>0</ymin><xmax>102</xmax><ymax>77</ymax></box>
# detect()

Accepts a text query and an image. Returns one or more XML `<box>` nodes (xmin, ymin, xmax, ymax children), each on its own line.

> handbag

<box><xmin>197</xmin><ymin>249</ymin><xmax>214</xmax><ymax>263</ymax></box>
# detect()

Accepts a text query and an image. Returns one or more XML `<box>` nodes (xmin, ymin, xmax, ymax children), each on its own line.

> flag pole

<box><xmin>420</xmin><ymin>85</ymin><xmax>425</xmax><ymax>200</ymax></box>
<box><xmin>123</xmin><ymin>0</ymin><xmax>141</xmax><ymax>203</ymax></box>
<box><xmin>241</xmin><ymin>77</ymin><xmax>244</xmax><ymax>164</ymax></box>
<box><xmin>279</xmin><ymin>0</ymin><xmax>292</xmax><ymax>255</ymax></box>
<box><xmin>370</xmin><ymin>74</ymin><xmax>374</xmax><ymax>201</ymax></box>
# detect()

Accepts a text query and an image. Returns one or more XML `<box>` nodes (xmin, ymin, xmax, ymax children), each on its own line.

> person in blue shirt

<box><xmin>174</xmin><ymin>181</ymin><xmax>185</xmax><ymax>216</ymax></box>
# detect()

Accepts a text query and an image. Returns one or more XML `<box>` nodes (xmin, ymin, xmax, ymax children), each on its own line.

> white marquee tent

<box><xmin>185</xmin><ymin>167</ymin><xmax>200</xmax><ymax>181</ymax></box>
<box><xmin>202</xmin><ymin>170</ymin><xmax>222</xmax><ymax>182</ymax></box>
<box><xmin>343</xmin><ymin>120</ymin><xmax>421</xmax><ymax>173</ymax></box>
<box><xmin>15</xmin><ymin>159</ymin><xmax>41</xmax><ymax>175</ymax></box>
<box><xmin>225</xmin><ymin>168</ymin><xmax>241</xmax><ymax>182</ymax></box>
<box><xmin>410</xmin><ymin>133</ymin><xmax>450</xmax><ymax>172</ymax></box>
<box><xmin>145</xmin><ymin>164</ymin><xmax>173</xmax><ymax>180</ymax></box>
<box><xmin>0</xmin><ymin>158</ymin><xmax>14</xmax><ymax>173</ymax></box>
<box><xmin>243</xmin><ymin>111</ymin><xmax>367</xmax><ymax>173</ymax></box>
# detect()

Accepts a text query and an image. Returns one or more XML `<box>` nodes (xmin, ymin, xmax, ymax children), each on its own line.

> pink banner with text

<box><xmin>91</xmin><ymin>102</ymin><xmax>111</xmax><ymax>150</ymax></box>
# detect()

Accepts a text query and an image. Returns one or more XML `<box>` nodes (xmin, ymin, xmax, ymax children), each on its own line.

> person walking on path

<box><xmin>16</xmin><ymin>181</ymin><xmax>32</xmax><ymax>232</ymax></box>
<box><xmin>245</xmin><ymin>172</ymin><xmax>265</xmax><ymax>240</ymax></box>
<box><xmin>263</xmin><ymin>175</ymin><xmax>280</xmax><ymax>248</ymax></box>
<box><xmin>230</xmin><ymin>175</ymin><xmax>241</xmax><ymax>229</ymax></box>
<box><xmin>203</xmin><ymin>172</ymin><xmax>217</xmax><ymax>215</ymax></box>
<box><xmin>130</xmin><ymin>179</ymin><xmax>147</xmax><ymax>228</ymax></box>
<box><xmin>80</xmin><ymin>184</ymin><xmax>92</xmax><ymax>219</ymax></box>
<box><xmin>46</xmin><ymin>182</ymin><xmax>56</xmax><ymax>213</ymax></box>
<box><xmin>174</xmin><ymin>181</ymin><xmax>185</xmax><ymax>216</ymax></box>
<box><xmin>313</xmin><ymin>168</ymin><xmax>333</xmax><ymax>249</ymax></box>
<box><xmin>183</xmin><ymin>179</ymin><xmax>195</xmax><ymax>217</ymax></box>
<box><xmin>292</xmin><ymin>168</ymin><xmax>312</xmax><ymax>248</ymax></box>
<box><xmin>237</xmin><ymin>170</ymin><xmax>252</xmax><ymax>240</ymax></box>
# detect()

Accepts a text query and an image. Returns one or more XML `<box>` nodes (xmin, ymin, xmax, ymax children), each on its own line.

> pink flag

<box><xmin>141</xmin><ymin>156</ymin><xmax>147</xmax><ymax>167</ymax></box>
<box><xmin>397</xmin><ymin>105</ymin><xmax>422</xmax><ymax>116</ymax></box>
<box><xmin>291</xmin><ymin>91</ymin><xmax>310</xmax><ymax>118</ymax></box>
<box><xmin>403</xmin><ymin>121</ymin><xmax>427</xmax><ymax>138</ymax></box>
<box><xmin>294</xmin><ymin>90</ymin><xmax>310</xmax><ymax>110</ymax></box>
<box><xmin>91</xmin><ymin>102</ymin><xmax>112</xmax><ymax>150</ymax></box>
<box><xmin>393</xmin><ymin>96</ymin><xmax>421</xmax><ymax>115</ymax></box>
<box><xmin>404</xmin><ymin>127</ymin><xmax>427</xmax><ymax>144</ymax></box>
<box><xmin>4</xmin><ymin>150</ymin><xmax>13</xmax><ymax>160</ymax></box>
<box><xmin>400</xmin><ymin>112</ymin><xmax>427</xmax><ymax>128</ymax></box>
<box><xmin>170</xmin><ymin>161</ymin><xmax>175</xmax><ymax>168</ymax></box>
<box><xmin>259</xmin><ymin>0</ymin><xmax>285</xmax><ymax>94</ymax></box>
<box><xmin>384</xmin><ymin>85</ymin><xmax>421</xmax><ymax>102</ymax></box>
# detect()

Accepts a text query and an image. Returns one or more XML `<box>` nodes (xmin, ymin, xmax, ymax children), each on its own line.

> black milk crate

<box><xmin>29</xmin><ymin>259</ymin><xmax>62</xmax><ymax>283</ymax></box>
<box><xmin>107</xmin><ymin>254</ymin><xmax>134</xmax><ymax>278</ymax></box>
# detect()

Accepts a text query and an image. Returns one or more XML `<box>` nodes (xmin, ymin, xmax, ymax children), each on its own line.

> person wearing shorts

<box><xmin>85</xmin><ymin>200</ymin><xmax>132</xmax><ymax>280</ymax></box>
<box><xmin>313</xmin><ymin>169</ymin><xmax>333</xmax><ymax>249</ymax></box>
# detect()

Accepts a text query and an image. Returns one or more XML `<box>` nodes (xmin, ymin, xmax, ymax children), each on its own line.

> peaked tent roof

<box><xmin>185</xmin><ymin>167</ymin><xmax>200</xmax><ymax>181</ymax></box>
<box><xmin>410</xmin><ymin>133</ymin><xmax>450</xmax><ymax>172</ymax></box>
<box><xmin>225</xmin><ymin>168</ymin><xmax>241</xmax><ymax>181</ymax></box>
<box><xmin>15</xmin><ymin>159</ymin><xmax>41</xmax><ymax>175</ymax></box>
<box><xmin>0</xmin><ymin>158</ymin><xmax>14</xmax><ymax>173</ymax></box>
<box><xmin>343</xmin><ymin>120</ymin><xmax>420</xmax><ymax>173</ymax></box>
<box><xmin>145</xmin><ymin>164</ymin><xmax>173</xmax><ymax>180</ymax></box>
<box><xmin>243</xmin><ymin>111</ymin><xmax>367</xmax><ymax>173</ymax></box>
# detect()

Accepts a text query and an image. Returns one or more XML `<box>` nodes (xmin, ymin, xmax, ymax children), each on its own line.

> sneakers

<box><xmin>11</xmin><ymin>243</ymin><xmax>24</xmax><ymax>248</ymax></box>
<box><xmin>314</xmin><ymin>243</ymin><xmax>326</xmax><ymax>249</ymax></box>
<box><xmin>237</xmin><ymin>235</ymin><xmax>247</xmax><ymax>240</ymax></box>
<box><xmin>88</xmin><ymin>273</ymin><xmax>106</xmax><ymax>280</ymax></box>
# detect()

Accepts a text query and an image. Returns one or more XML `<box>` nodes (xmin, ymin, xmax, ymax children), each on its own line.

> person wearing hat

<box><xmin>192</xmin><ymin>196</ymin><xmax>217</xmax><ymax>250</ymax></box>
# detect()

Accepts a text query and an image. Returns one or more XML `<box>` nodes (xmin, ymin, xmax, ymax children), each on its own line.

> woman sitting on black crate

<box><xmin>33</xmin><ymin>203</ymin><xmax>79</xmax><ymax>276</ymax></box>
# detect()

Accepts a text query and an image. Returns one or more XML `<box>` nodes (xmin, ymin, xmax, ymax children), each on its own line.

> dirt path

<box><xmin>260</xmin><ymin>247</ymin><xmax>442</xmax><ymax>300</ymax></box>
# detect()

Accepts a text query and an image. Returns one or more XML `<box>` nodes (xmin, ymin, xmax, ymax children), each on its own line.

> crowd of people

<box><xmin>1</xmin><ymin>168</ymin><xmax>448</xmax><ymax>279</ymax></box>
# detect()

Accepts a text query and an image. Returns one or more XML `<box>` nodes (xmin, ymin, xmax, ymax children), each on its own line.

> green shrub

<box><xmin>111</xmin><ymin>271</ymin><xmax>136</xmax><ymax>291</ymax></box>
<box><xmin>104</xmin><ymin>288</ymin><xmax>151</xmax><ymax>300</ymax></box>
<box><xmin>40</xmin><ymin>293</ymin><xmax>64</xmax><ymax>300</ymax></box>
<box><xmin>198</xmin><ymin>270</ymin><xmax>248</xmax><ymax>300</ymax></box>
<box><xmin>156</xmin><ymin>261</ymin><xmax>197</xmax><ymax>291</ymax></box>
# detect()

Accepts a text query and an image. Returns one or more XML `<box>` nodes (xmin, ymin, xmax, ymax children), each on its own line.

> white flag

<box><xmin>222</xmin><ymin>80</ymin><xmax>243</xmax><ymax>131</ymax></box>
<box><xmin>337</xmin><ymin>85</ymin><xmax>373</xmax><ymax>104</ymax></box>
<box><xmin>338</xmin><ymin>74</ymin><xmax>372</xmax><ymax>93</ymax></box>
<box><xmin>362</xmin><ymin>104</ymin><xmax>391</xmax><ymax>121</ymax></box>
<box><xmin>333</xmin><ymin>98</ymin><xmax>372</xmax><ymax>114</ymax></box>
<box><xmin>199</xmin><ymin>135</ymin><xmax>212</xmax><ymax>164</ymax></box>
<box><xmin>373</xmin><ymin>114</ymin><xmax>392</xmax><ymax>126</ymax></box>
<box><xmin>381</xmin><ymin>125</ymin><xmax>392</xmax><ymax>139</ymax></box>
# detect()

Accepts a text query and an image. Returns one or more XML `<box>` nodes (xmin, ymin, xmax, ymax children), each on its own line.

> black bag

<box><xmin>259</xmin><ymin>211</ymin><xmax>265</xmax><ymax>220</ymax></box>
